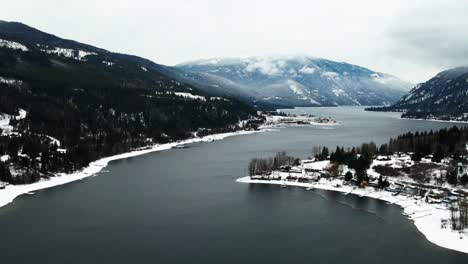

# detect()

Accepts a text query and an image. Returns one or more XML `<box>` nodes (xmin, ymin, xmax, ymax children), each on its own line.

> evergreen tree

<box><xmin>446</xmin><ymin>169</ymin><xmax>458</xmax><ymax>185</ymax></box>
<box><xmin>344</xmin><ymin>171</ymin><xmax>353</xmax><ymax>182</ymax></box>
<box><xmin>411</xmin><ymin>152</ymin><xmax>422</xmax><ymax>162</ymax></box>
<box><xmin>461</xmin><ymin>174</ymin><xmax>468</xmax><ymax>186</ymax></box>
<box><xmin>379</xmin><ymin>144</ymin><xmax>388</xmax><ymax>155</ymax></box>
<box><xmin>432</xmin><ymin>145</ymin><xmax>444</xmax><ymax>162</ymax></box>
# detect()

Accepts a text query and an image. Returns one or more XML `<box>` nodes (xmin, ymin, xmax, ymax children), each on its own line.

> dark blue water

<box><xmin>0</xmin><ymin>107</ymin><xmax>467</xmax><ymax>263</ymax></box>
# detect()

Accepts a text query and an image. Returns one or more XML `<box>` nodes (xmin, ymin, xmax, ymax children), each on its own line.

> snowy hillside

<box><xmin>177</xmin><ymin>56</ymin><xmax>412</xmax><ymax>107</ymax></box>
<box><xmin>0</xmin><ymin>20</ymin><xmax>261</xmax><ymax>185</ymax></box>
<box><xmin>370</xmin><ymin>66</ymin><xmax>468</xmax><ymax>121</ymax></box>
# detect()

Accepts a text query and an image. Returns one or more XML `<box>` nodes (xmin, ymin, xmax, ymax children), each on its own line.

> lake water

<box><xmin>0</xmin><ymin>107</ymin><xmax>467</xmax><ymax>263</ymax></box>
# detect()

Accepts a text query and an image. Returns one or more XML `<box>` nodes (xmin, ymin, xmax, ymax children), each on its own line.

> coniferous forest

<box><xmin>328</xmin><ymin>126</ymin><xmax>468</xmax><ymax>185</ymax></box>
<box><xmin>0</xmin><ymin>25</ymin><xmax>262</xmax><ymax>184</ymax></box>
<box><xmin>249</xmin><ymin>126</ymin><xmax>468</xmax><ymax>186</ymax></box>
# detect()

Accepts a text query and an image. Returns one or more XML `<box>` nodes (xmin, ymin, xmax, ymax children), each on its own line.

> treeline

<box><xmin>325</xmin><ymin>126</ymin><xmax>468</xmax><ymax>185</ymax></box>
<box><xmin>383</xmin><ymin>127</ymin><xmax>468</xmax><ymax>162</ymax></box>
<box><xmin>0</xmin><ymin>133</ymin><xmax>73</xmax><ymax>184</ymax></box>
<box><xmin>327</xmin><ymin>143</ymin><xmax>375</xmax><ymax>184</ymax></box>
<box><xmin>329</xmin><ymin>126</ymin><xmax>468</xmax><ymax>163</ymax></box>
<box><xmin>248</xmin><ymin>151</ymin><xmax>299</xmax><ymax>176</ymax></box>
<box><xmin>247</xmin><ymin>126</ymin><xmax>468</xmax><ymax>187</ymax></box>
<box><xmin>0</xmin><ymin>46</ymin><xmax>260</xmax><ymax>185</ymax></box>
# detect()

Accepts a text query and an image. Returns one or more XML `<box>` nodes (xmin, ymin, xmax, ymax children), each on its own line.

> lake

<box><xmin>0</xmin><ymin>107</ymin><xmax>467</xmax><ymax>263</ymax></box>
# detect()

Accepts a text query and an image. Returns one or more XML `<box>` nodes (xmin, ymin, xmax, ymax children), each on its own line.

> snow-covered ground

<box><xmin>173</xmin><ymin>92</ymin><xmax>227</xmax><ymax>102</ymax></box>
<box><xmin>0</xmin><ymin>39</ymin><xmax>28</xmax><ymax>51</ymax></box>
<box><xmin>264</xmin><ymin>114</ymin><xmax>337</xmax><ymax>127</ymax></box>
<box><xmin>0</xmin><ymin>129</ymin><xmax>270</xmax><ymax>209</ymax></box>
<box><xmin>102</xmin><ymin>61</ymin><xmax>115</xmax><ymax>66</ymax></box>
<box><xmin>0</xmin><ymin>109</ymin><xmax>27</xmax><ymax>135</ymax></box>
<box><xmin>237</xmin><ymin>158</ymin><xmax>468</xmax><ymax>254</ymax></box>
<box><xmin>0</xmin><ymin>76</ymin><xmax>23</xmax><ymax>85</ymax></box>
<box><xmin>39</xmin><ymin>47</ymin><xmax>97</xmax><ymax>61</ymax></box>
<box><xmin>0</xmin><ymin>155</ymin><xmax>9</xmax><ymax>162</ymax></box>
<box><xmin>174</xmin><ymin>92</ymin><xmax>206</xmax><ymax>101</ymax></box>
<box><xmin>400</xmin><ymin>117</ymin><xmax>468</xmax><ymax>124</ymax></box>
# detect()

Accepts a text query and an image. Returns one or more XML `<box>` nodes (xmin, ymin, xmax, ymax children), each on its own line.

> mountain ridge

<box><xmin>0</xmin><ymin>21</ymin><xmax>261</xmax><ymax>184</ymax></box>
<box><xmin>176</xmin><ymin>56</ymin><xmax>413</xmax><ymax>107</ymax></box>
<box><xmin>366</xmin><ymin>66</ymin><xmax>468</xmax><ymax>121</ymax></box>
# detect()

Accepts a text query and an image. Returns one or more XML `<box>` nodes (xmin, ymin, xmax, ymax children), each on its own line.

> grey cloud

<box><xmin>388</xmin><ymin>0</ymin><xmax>468</xmax><ymax>69</ymax></box>
<box><xmin>1</xmin><ymin>0</ymin><xmax>466</xmax><ymax>83</ymax></box>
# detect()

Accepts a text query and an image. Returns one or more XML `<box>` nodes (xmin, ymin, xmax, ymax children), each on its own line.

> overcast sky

<box><xmin>1</xmin><ymin>0</ymin><xmax>467</xmax><ymax>83</ymax></box>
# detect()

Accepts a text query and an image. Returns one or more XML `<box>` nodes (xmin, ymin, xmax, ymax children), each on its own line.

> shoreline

<box><xmin>363</xmin><ymin>107</ymin><xmax>468</xmax><ymax>124</ymax></box>
<box><xmin>237</xmin><ymin>176</ymin><xmax>468</xmax><ymax>254</ymax></box>
<box><xmin>0</xmin><ymin>129</ymin><xmax>268</xmax><ymax>209</ymax></box>
<box><xmin>398</xmin><ymin>117</ymin><xmax>468</xmax><ymax>124</ymax></box>
<box><xmin>0</xmin><ymin>118</ymin><xmax>332</xmax><ymax>209</ymax></box>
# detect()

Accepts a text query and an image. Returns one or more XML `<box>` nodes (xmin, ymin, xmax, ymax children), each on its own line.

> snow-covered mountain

<box><xmin>176</xmin><ymin>56</ymin><xmax>412</xmax><ymax>107</ymax></box>
<box><xmin>370</xmin><ymin>66</ymin><xmax>468</xmax><ymax>121</ymax></box>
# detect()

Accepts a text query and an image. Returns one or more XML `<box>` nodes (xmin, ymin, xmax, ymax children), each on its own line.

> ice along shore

<box><xmin>0</xmin><ymin>129</ymin><xmax>268</xmax><ymax>209</ymax></box>
<box><xmin>0</xmin><ymin>113</ymin><xmax>335</xmax><ymax>209</ymax></box>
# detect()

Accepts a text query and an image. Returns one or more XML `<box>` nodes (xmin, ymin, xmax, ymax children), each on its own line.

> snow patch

<box><xmin>0</xmin><ymin>39</ymin><xmax>28</xmax><ymax>51</ymax></box>
<box><xmin>0</xmin><ymin>155</ymin><xmax>9</xmax><ymax>162</ymax></box>
<box><xmin>262</xmin><ymin>96</ymin><xmax>283</xmax><ymax>100</ymax></box>
<box><xmin>299</xmin><ymin>66</ymin><xmax>316</xmax><ymax>74</ymax></box>
<box><xmin>322</xmin><ymin>71</ymin><xmax>339</xmax><ymax>78</ymax></box>
<box><xmin>78</xmin><ymin>50</ymin><xmax>97</xmax><ymax>60</ymax></box>
<box><xmin>0</xmin><ymin>109</ymin><xmax>27</xmax><ymax>136</ymax></box>
<box><xmin>41</xmin><ymin>47</ymin><xmax>97</xmax><ymax>61</ymax></box>
<box><xmin>57</xmin><ymin>148</ymin><xmax>67</xmax><ymax>154</ymax></box>
<box><xmin>102</xmin><ymin>61</ymin><xmax>114</xmax><ymax>66</ymax></box>
<box><xmin>174</xmin><ymin>92</ymin><xmax>206</xmax><ymax>101</ymax></box>
<box><xmin>287</xmin><ymin>80</ymin><xmax>305</xmax><ymax>97</ymax></box>
<box><xmin>0</xmin><ymin>77</ymin><xmax>22</xmax><ymax>86</ymax></box>
<box><xmin>310</xmin><ymin>98</ymin><xmax>321</xmax><ymax>105</ymax></box>
<box><xmin>332</xmin><ymin>88</ymin><xmax>345</xmax><ymax>97</ymax></box>
<box><xmin>18</xmin><ymin>109</ymin><xmax>27</xmax><ymax>120</ymax></box>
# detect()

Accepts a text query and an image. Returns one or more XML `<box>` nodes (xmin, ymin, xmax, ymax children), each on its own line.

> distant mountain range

<box><xmin>175</xmin><ymin>57</ymin><xmax>413</xmax><ymax>107</ymax></box>
<box><xmin>367</xmin><ymin>66</ymin><xmax>468</xmax><ymax>121</ymax></box>
<box><xmin>0</xmin><ymin>21</ymin><xmax>413</xmax><ymax>110</ymax></box>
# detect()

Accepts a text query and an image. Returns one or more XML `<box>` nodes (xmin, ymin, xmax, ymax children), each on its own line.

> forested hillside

<box><xmin>367</xmin><ymin>67</ymin><xmax>468</xmax><ymax>121</ymax></box>
<box><xmin>0</xmin><ymin>21</ymin><xmax>261</xmax><ymax>184</ymax></box>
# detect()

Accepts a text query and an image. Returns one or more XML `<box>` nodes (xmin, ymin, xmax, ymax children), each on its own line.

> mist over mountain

<box><xmin>176</xmin><ymin>56</ymin><xmax>413</xmax><ymax>108</ymax></box>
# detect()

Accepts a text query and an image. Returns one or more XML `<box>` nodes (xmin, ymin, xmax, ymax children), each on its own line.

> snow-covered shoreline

<box><xmin>237</xmin><ymin>176</ymin><xmax>468</xmax><ymax>254</ymax></box>
<box><xmin>262</xmin><ymin>114</ymin><xmax>338</xmax><ymax>128</ymax></box>
<box><xmin>399</xmin><ymin>117</ymin><xmax>468</xmax><ymax>124</ymax></box>
<box><xmin>0</xmin><ymin>129</ymin><xmax>267</xmax><ymax>209</ymax></box>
